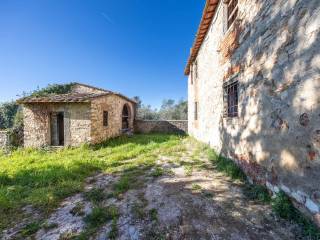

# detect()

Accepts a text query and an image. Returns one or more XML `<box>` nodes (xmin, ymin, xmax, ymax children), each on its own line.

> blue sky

<box><xmin>0</xmin><ymin>0</ymin><xmax>204</xmax><ymax>108</ymax></box>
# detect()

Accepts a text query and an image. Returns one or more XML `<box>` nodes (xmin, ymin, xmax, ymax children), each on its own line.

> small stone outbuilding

<box><xmin>18</xmin><ymin>83</ymin><xmax>136</xmax><ymax>147</ymax></box>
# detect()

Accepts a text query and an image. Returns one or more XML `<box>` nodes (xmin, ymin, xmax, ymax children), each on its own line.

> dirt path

<box><xmin>3</xmin><ymin>139</ymin><xmax>301</xmax><ymax>240</ymax></box>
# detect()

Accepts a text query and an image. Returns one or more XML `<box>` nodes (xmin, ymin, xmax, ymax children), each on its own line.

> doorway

<box><xmin>51</xmin><ymin>112</ymin><xmax>65</xmax><ymax>146</ymax></box>
<box><xmin>57</xmin><ymin>112</ymin><xmax>64</xmax><ymax>146</ymax></box>
<box><xmin>122</xmin><ymin>104</ymin><xmax>130</xmax><ymax>130</ymax></box>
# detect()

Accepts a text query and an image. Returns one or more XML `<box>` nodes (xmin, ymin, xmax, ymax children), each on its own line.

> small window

<box><xmin>223</xmin><ymin>80</ymin><xmax>238</xmax><ymax>118</ymax></box>
<box><xmin>226</xmin><ymin>0</ymin><xmax>238</xmax><ymax>29</ymax></box>
<box><xmin>103</xmin><ymin>111</ymin><xmax>108</xmax><ymax>126</ymax></box>
<box><xmin>194</xmin><ymin>102</ymin><xmax>198</xmax><ymax>120</ymax></box>
<box><xmin>190</xmin><ymin>67</ymin><xmax>193</xmax><ymax>85</ymax></box>
<box><xmin>194</xmin><ymin>60</ymin><xmax>198</xmax><ymax>80</ymax></box>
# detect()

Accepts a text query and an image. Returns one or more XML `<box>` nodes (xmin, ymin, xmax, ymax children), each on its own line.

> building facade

<box><xmin>18</xmin><ymin>83</ymin><xmax>136</xmax><ymax>147</ymax></box>
<box><xmin>185</xmin><ymin>0</ymin><xmax>320</xmax><ymax>225</ymax></box>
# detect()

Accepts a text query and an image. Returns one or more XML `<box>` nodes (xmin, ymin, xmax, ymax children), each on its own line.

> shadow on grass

<box><xmin>0</xmin><ymin>133</ymin><xmax>184</xmax><ymax>232</ymax></box>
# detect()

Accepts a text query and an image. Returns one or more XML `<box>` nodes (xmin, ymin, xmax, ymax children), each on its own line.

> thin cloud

<box><xmin>101</xmin><ymin>12</ymin><xmax>113</xmax><ymax>24</ymax></box>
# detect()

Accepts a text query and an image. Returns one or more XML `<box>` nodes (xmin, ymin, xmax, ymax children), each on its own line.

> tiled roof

<box><xmin>17</xmin><ymin>92</ymin><xmax>109</xmax><ymax>103</ymax></box>
<box><xmin>184</xmin><ymin>0</ymin><xmax>220</xmax><ymax>75</ymax></box>
<box><xmin>17</xmin><ymin>82</ymin><xmax>137</xmax><ymax>104</ymax></box>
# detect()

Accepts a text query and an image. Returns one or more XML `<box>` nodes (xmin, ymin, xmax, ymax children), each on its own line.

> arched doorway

<box><xmin>122</xmin><ymin>104</ymin><xmax>130</xmax><ymax>130</ymax></box>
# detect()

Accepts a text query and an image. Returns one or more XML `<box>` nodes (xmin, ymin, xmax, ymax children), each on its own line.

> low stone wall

<box><xmin>0</xmin><ymin>131</ymin><xmax>8</xmax><ymax>148</ymax></box>
<box><xmin>134</xmin><ymin>120</ymin><xmax>188</xmax><ymax>134</ymax></box>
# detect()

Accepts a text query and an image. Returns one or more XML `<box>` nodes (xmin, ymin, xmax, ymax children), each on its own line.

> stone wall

<box><xmin>134</xmin><ymin>120</ymin><xmax>188</xmax><ymax>134</ymax></box>
<box><xmin>23</xmin><ymin>103</ymin><xmax>91</xmax><ymax>147</ymax></box>
<box><xmin>90</xmin><ymin>95</ymin><xmax>136</xmax><ymax>144</ymax></box>
<box><xmin>0</xmin><ymin>131</ymin><xmax>8</xmax><ymax>148</ymax></box>
<box><xmin>188</xmin><ymin>0</ymin><xmax>320</xmax><ymax>225</ymax></box>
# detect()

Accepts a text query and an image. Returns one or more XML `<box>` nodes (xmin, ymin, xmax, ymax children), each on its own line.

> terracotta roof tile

<box><xmin>17</xmin><ymin>92</ymin><xmax>109</xmax><ymax>103</ymax></box>
<box><xmin>184</xmin><ymin>0</ymin><xmax>220</xmax><ymax>75</ymax></box>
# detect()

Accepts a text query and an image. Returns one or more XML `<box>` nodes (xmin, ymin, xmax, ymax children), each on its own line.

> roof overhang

<box><xmin>184</xmin><ymin>0</ymin><xmax>220</xmax><ymax>75</ymax></box>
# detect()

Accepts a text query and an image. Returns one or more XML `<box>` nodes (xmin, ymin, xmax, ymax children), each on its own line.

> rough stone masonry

<box><xmin>186</xmin><ymin>0</ymin><xmax>320</xmax><ymax>226</ymax></box>
<box><xmin>19</xmin><ymin>83</ymin><xmax>136</xmax><ymax>147</ymax></box>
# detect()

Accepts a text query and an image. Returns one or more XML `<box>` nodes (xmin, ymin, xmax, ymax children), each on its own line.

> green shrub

<box><xmin>30</xmin><ymin>83</ymin><xmax>75</xmax><ymax>97</ymax></box>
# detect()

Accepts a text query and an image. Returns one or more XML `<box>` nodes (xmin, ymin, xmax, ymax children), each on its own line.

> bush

<box><xmin>30</xmin><ymin>83</ymin><xmax>75</xmax><ymax>97</ymax></box>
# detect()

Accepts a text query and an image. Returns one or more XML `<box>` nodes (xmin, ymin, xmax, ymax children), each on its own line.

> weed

<box><xmin>243</xmin><ymin>184</ymin><xmax>271</xmax><ymax>203</ymax></box>
<box><xmin>108</xmin><ymin>219</ymin><xmax>118</xmax><ymax>239</ymax></box>
<box><xmin>149</xmin><ymin>208</ymin><xmax>158</xmax><ymax>221</ymax></box>
<box><xmin>184</xmin><ymin>165</ymin><xmax>193</xmax><ymax>176</ymax></box>
<box><xmin>77</xmin><ymin>205</ymin><xmax>119</xmax><ymax>239</ymax></box>
<box><xmin>207</xmin><ymin>150</ymin><xmax>246</xmax><ymax>181</ymax></box>
<box><xmin>70</xmin><ymin>202</ymin><xmax>85</xmax><ymax>216</ymax></box>
<box><xmin>84</xmin><ymin>205</ymin><xmax>118</xmax><ymax>228</ymax></box>
<box><xmin>272</xmin><ymin>192</ymin><xmax>320</xmax><ymax>239</ymax></box>
<box><xmin>113</xmin><ymin>176</ymin><xmax>130</xmax><ymax>197</ymax></box>
<box><xmin>150</xmin><ymin>167</ymin><xmax>164</xmax><ymax>177</ymax></box>
<box><xmin>131</xmin><ymin>202</ymin><xmax>146</xmax><ymax>220</ymax></box>
<box><xmin>21</xmin><ymin>221</ymin><xmax>42</xmax><ymax>237</ymax></box>
<box><xmin>58</xmin><ymin>231</ymin><xmax>80</xmax><ymax>240</ymax></box>
<box><xmin>42</xmin><ymin>221</ymin><xmax>59</xmax><ymax>230</ymax></box>
<box><xmin>84</xmin><ymin>188</ymin><xmax>106</xmax><ymax>204</ymax></box>
<box><xmin>191</xmin><ymin>184</ymin><xmax>202</xmax><ymax>191</ymax></box>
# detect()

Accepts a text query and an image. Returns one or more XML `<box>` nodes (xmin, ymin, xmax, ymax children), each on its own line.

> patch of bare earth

<box><xmin>3</xmin><ymin>140</ymin><xmax>301</xmax><ymax>239</ymax></box>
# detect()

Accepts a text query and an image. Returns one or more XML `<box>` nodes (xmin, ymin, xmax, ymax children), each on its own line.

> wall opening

<box><xmin>51</xmin><ymin>112</ymin><xmax>65</xmax><ymax>146</ymax></box>
<box><xmin>57</xmin><ymin>113</ymin><xmax>64</xmax><ymax>146</ymax></box>
<box><xmin>122</xmin><ymin>104</ymin><xmax>130</xmax><ymax>130</ymax></box>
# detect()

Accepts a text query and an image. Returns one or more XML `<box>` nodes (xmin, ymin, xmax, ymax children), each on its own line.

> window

<box><xmin>190</xmin><ymin>66</ymin><xmax>193</xmax><ymax>85</ymax></box>
<box><xmin>103</xmin><ymin>111</ymin><xmax>108</xmax><ymax>126</ymax></box>
<box><xmin>223</xmin><ymin>80</ymin><xmax>238</xmax><ymax>118</ymax></box>
<box><xmin>194</xmin><ymin>60</ymin><xmax>198</xmax><ymax>80</ymax></box>
<box><xmin>226</xmin><ymin>0</ymin><xmax>238</xmax><ymax>29</ymax></box>
<box><xmin>194</xmin><ymin>102</ymin><xmax>198</xmax><ymax>120</ymax></box>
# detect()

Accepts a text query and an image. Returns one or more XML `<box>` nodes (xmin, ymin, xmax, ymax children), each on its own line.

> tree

<box><xmin>133</xmin><ymin>96</ymin><xmax>142</xmax><ymax>108</ymax></box>
<box><xmin>0</xmin><ymin>102</ymin><xmax>19</xmax><ymax>129</ymax></box>
<box><xmin>134</xmin><ymin>96</ymin><xmax>187</xmax><ymax>120</ymax></box>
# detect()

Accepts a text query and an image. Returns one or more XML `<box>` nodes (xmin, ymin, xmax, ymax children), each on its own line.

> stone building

<box><xmin>18</xmin><ymin>83</ymin><xmax>136</xmax><ymax>147</ymax></box>
<box><xmin>185</xmin><ymin>0</ymin><xmax>320</xmax><ymax>225</ymax></box>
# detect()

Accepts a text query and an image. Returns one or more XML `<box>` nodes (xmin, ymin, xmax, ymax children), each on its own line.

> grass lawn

<box><xmin>0</xmin><ymin>133</ymin><xmax>185</xmax><ymax>231</ymax></box>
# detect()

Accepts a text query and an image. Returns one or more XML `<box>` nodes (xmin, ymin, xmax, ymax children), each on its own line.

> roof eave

<box><xmin>184</xmin><ymin>0</ymin><xmax>220</xmax><ymax>76</ymax></box>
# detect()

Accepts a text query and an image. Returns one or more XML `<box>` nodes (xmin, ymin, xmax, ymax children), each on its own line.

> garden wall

<box><xmin>134</xmin><ymin>120</ymin><xmax>188</xmax><ymax>134</ymax></box>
